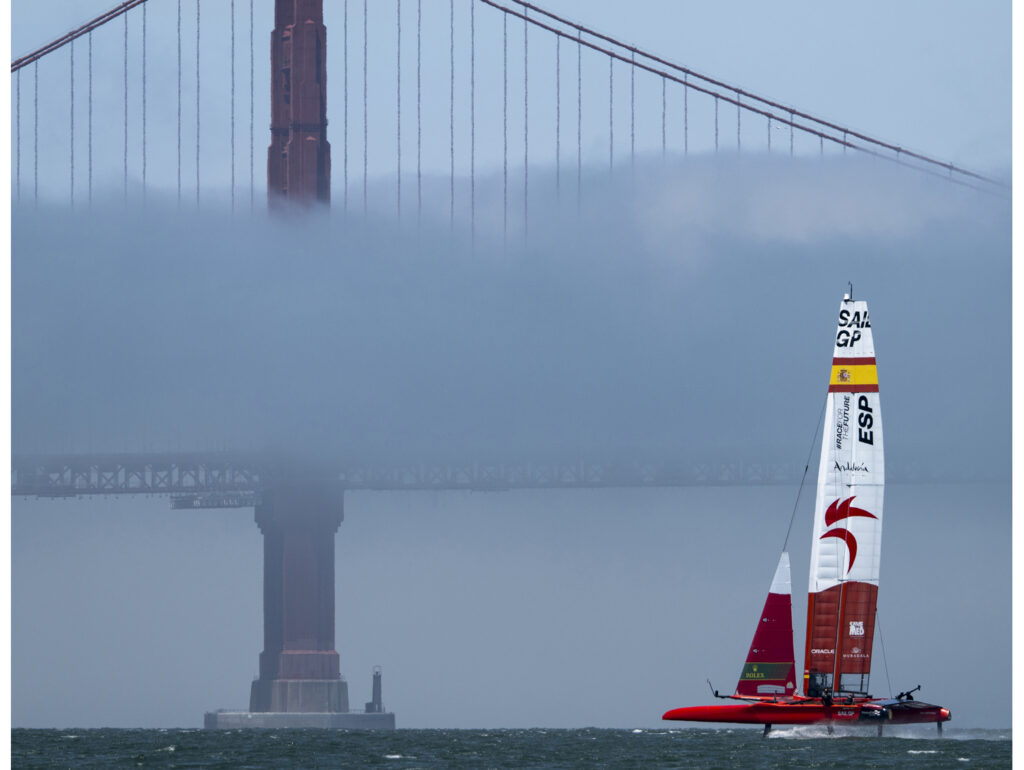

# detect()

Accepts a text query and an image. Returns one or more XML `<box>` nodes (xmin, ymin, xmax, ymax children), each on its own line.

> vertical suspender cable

<box><xmin>714</xmin><ymin>95</ymin><xmax>718</xmax><ymax>152</ymax></box>
<box><xmin>124</xmin><ymin>12</ymin><xmax>129</xmax><ymax>202</ymax></box>
<box><xmin>470</xmin><ymin>0</ymin><xmax>475</xmax><ymax>245</ymax></box>
<box><xmin>177</xmin><ymin>0</ymin><xmax>182</xmax><ymax>205</ymax></box>
<box><xmin>630</xmin><ymin>52</ymin><xmax>635</xmax><ymax>168</ymax></box>
<box><xmin>343</xmin><ymin>0</ymin><xmax>349</xmax><ymax>212</ymax></box>
<box><xmin>16</xmin><ymin>70</ymin><xmax>20</xmax><ymax>202</ymax></box>
<box><xmin>555</xmin><ymin>36</ymin><xmax>560</xmax><ymax>199</ymax></box>
<box><xmin>523</xmin><ymin>8</ymin><xmax>528</xmax><ymax>240</ymax></box>
<box><xmin>820</xmin><ymin>135</ymin><xmax>824</xmax><ymax>157</ymax></box>
<box><xmin>196</xmin><ymin>0</ymin><xmax>201</xmax><ymax>206</ymax></box>
<box><xmin>250</xmin><ymin>0</ymin><xmax>254</xmax><ymax>210</ymax></box>
<box><xmin>736</xmin><ymin>92</ymin><xmax>740</xmax><ymax>152</ymax></box>
<box><xmin>34</xmin><ymin>62</ymin><xmax>38</xmax><ymax>206</ymax></box>
<box><xmin>363</xmin><ymin>0</ymin><xmax>368</xmax><ymax>216</ymax></box>
<box><xmin>88</xmin><ymin>32</ymin><xmax>93</xmax><ymax>205</ymax></box>
<box><xmin>576</xmin><ymin>30</ymin><xmax>581</xmax><ymax>210</ymax></box>
<box><xmin>661</xmin><ymin>78</ymin><xmax>666</xmax><ymax>158</ymax></box>
<box><xmin>230</xmin><ymin>0</ymin><xmax>235</xmax><ymax>210</ymax></box>
<box><xmin>396</xmin><ymin>0</ymin><xmax>401</xmax><ymax>220</ymax></box>
<box><xmin>416</xmin><ymin>0</ymin><xmax>421</xmax><ymax>226</ymax></box>
<box><xmin>143</xmin><ymin>3</ymin><xmax>148</xmax><ymax>200</ymax></box>
<box><xmin>607</xmin><ymin>57</ymin><xmax>613</xmax><ymax>172</ymax></box>
<box><xmin>449</xmin><ymin>0</ymin><xmax>455</xmax><ymax>232</ymax></box>
<box><xmin>683</xmin><ymin>74</ymin><xmax>688</xmax><ymax>156</ymax></box>
<box><xmin>502</xmin><ymin>15</ymin><xmax>508</xmax><ymax>245</ymax></box>
<box><xmin>70</xmin><ymin>40</ymin><xmax>75</xmax><ymax>208</ymax></box>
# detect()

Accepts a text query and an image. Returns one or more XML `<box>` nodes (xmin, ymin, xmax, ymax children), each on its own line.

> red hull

<box><xmin>663</xmin><ymin>698</ymin><xmax>950</xmax><ymax>726</ymax></box>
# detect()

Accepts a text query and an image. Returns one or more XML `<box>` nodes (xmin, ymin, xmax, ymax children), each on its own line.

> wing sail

<box><xmin>736</xmin><ymin>552</ymin><xmax>797</xmax><ymax>697</ymax></box>
<box><xmin>804</xmin><ymin>298</ymin><xmax>884</xmax><ymax>698</ymax></box>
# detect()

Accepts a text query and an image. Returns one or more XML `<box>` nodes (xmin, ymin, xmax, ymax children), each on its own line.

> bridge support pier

<box><xmin>249</xmin><ymin>482</ymin><xmax>346</xmax><ymax>713</ymax></box>
<box><xmin>205</xmin><ymin>480</ymin><xmax>395</xmax><ymax>729</ymax></box>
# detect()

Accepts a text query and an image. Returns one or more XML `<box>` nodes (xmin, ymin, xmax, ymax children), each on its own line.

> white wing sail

<box><xmin>803</xmin><ymin>297</ymin><xmax>884</xmax><ymax>698</ymax></box>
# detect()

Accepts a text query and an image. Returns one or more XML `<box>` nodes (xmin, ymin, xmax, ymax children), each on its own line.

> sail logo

<box><xmin>836</xmin><ymin>309</ymin><xmax>869</xmax><ymax>348</ymax></box>
<box><xmin>849</xmin><ymin>621</ymin><xmax>865</xmax><ymax>637</ymax></box>
<box><xmin>858</xmin><ymin>395</ymin><xmax>875</xmax><ymax>445</ymax></box>
<box><xmin>834</xmin><ymin>461</ymin><xmax>869</xmax><ymax>473</ymax></box>
<box><xmin>838</xmin><ymin>309</ymin><xmax>870</xmax><ymax>328</ymax></box>
<box><xmin>820</xmin><ymin>497</ymin><xmax>878</xmax><ymax>573</ymax></box>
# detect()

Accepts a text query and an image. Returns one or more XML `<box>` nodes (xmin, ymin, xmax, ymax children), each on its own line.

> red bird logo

<box><xmin>820</xmin><ymin>497</ymin><xmax>877</xmax><ymax>573</ymax></box>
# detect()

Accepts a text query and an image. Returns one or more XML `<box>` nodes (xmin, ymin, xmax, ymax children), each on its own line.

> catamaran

<box><xmin>662</xmin><ymin>292</ymin><xmax>950</xmax><ymax>736</ymax></box>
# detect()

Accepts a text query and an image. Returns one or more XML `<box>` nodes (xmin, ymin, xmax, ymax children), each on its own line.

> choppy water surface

<box><xmin>12</xmin><ymin>727</ymin><xmax>1010</xmax><ymax>769</ymax></box>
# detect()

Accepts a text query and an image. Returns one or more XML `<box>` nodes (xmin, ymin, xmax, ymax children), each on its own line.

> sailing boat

<box><xmin>662</xmin><ymin>292</ymin><xmax>950</xmax><ymax>735</ymax></box>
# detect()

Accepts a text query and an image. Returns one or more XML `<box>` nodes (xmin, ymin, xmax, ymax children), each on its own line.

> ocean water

<box><xmin>11</xmin><ymin>727</ymin><xmax>1010</xmax><ymax>769</ymax></box>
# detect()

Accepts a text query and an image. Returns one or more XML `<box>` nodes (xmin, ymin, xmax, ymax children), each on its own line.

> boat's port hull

<box><xmin>663</xmin><ymin>700</ymin><xmax>950</xmax><ymax>726</ymax></box>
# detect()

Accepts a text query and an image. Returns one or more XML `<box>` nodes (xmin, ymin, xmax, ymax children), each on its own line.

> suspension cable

<box><xmin>502</xmin><ymin>14</ymin><xmax>508</xmax><ymax>244</ymax></box>
<box><xmin>88</xmin><ymin>32</ymin><xmax>92</xmax><ymax>204</ymax></box>
<box><xmin>177</xmin><ymin>0</ymin><xmax>182</xmax><ymax>204</ymax></box>
<box><xmin>478</xmin><ymin>0</ymin><xmax>1005</xmax><ymax>192</ymax></box>
<box><xmin>523</xmin><ymin>7</ymin><xmax>528</xmax><ymax>240</ymax></box>
<box><xmin>713</xmin><ymin>94</ymin><xmax>718</xmax><ymax>152</ymax></box>
<box><xmin>449</xmin><ymin>0</ymin><xmax>455</xmax><ymax>232</ymax></box>
<box><xmin>575</xmin><ymin>29</ymin><xmax>580</xmax><ymax>208</ymax></box>
<box><xmin>363</xmin><ymin>0</ymin><xmax>368</xmax><ymax>215</ymax></box>
<box><xmin>736</xmin><ymin>91</ymin><xmax>740</xmax><ymax>152</ymax></box>
<box><xmin>630</xmin><ymin>51</ymin><xmax>635</xmax><ymax>167</ymax></box>
<box><xmin>555</xmin><ymin>35</ymin><xmax>560</xmax><ymax>198</ymax></box>
<box><xmin>196</xmin><ymin>0</ymin><xmax>200</xmax><ymax>206</ymax></box>
<box><xmin>396</xmin><ymin>0</ymin><xmax>401</xmax><ymax>221</ymax></box>
<box><xmin>12</xmin><ymin>0</ymin><xmax>149</xmax><ymax>72</ymax></box>
<box><xmin>494</xmin><ymin>0</ymin><xmax>1003</xmax><ymax>189</ymax></box>
<box><xmin>230</xmin><ymin>0</ymin><xmax>235</xmax><ymax>211</ymax></box>
<box><xmin>661</xmin><ymin>78</ymin><xmax>665</xmax><ymax>158</ymax></box>
<box><xmin>142</xmin><ymin>2</ymin><xmax>147</xmax><ymax>200</ymax></box>
<box><xmin>15</xmin><ymin>69</ymin><xmax>20</xmax><ymax>201</ymax></box>
<box><xmin>250</xmin><ymin>0</ymin><xmax>254</xmax><ymax>210</ymax></box>
<box><xmin>123</xmin><ymin>12</ymin><xmax>128</xmax><ymax>202</ymax></box>
<box><xmin>343</xmin><ymin>0</ymin><xmax>349</xmax><ymax>211</ymax></box>
<box><xmin>33</xmin><ymin>61</ymin><xmax>38</xmax><ymax>205</ymax></box>
<box><xmin>471</xmin><ymin>0</ymin><xmax>476</xmax><ymax>244</ymax></box>
<box><xmin>608</xmin><ymin>56</ymin><xmax>613</xmax><ymax>172</ymax></box>
<box><xmin>683</xmin><ymin>73</ymin><xmax>688</xmax><ymax>155</ymax></box>
<box><xmin>416</xmin><ymin>0</ymin><xmax>421</xmax><ymax>225</ymax></box>
<box><xmin>70</xmin><ymin>40</ymin><xmax>74</xmax><ymax>208</ymax></box>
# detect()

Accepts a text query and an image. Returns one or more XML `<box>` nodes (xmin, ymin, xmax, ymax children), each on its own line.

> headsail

<box><xmin>736</xmin><ymin>552</ymin><xmax>796</xmax><ymax>697</ymax></box>
<box><xmin>804</xmin><ymin>297</ymin><xmax>884</xmax><ymax>697</ymax></box>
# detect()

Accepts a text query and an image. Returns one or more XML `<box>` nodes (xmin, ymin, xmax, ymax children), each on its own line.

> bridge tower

<box><xmin>268</xmin><ymin>0</ymin><xmax>331</xmax><ymax>205</ymax></box>
<box><xmin>248</xmin><ymin>482</ymin><xmax>346</xmax><ymax>713</ymax></box>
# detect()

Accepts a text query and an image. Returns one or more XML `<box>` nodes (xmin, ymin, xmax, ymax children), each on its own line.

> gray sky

<box><xmin>9</xmin><ymin>0</ymin><xmax>1013</xmax><ymax>730</ymax></box>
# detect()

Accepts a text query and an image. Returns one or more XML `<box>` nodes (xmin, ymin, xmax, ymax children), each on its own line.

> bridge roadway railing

<box><xmin>11</xmin><ymin>452</ymin><xmax>813</xmax><ymax>507</ymax></box>
<box><xmin>11</xmin><ymin>452</ymin><xmax>970</xmax><ymax>508</ymax></box>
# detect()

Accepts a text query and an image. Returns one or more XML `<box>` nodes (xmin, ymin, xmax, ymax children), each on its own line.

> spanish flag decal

<box><xmin>829</xmin><ymin>357</ymin><xmax>878</xmax><ymax>392</ymax></box>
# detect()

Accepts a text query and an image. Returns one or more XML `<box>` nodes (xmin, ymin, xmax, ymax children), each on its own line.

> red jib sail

<box><xmin>804</xmin><ymin>297</ymin><xmax>883</xmax><ymax>698</ymax></box>
<box><xmin>735</xmin><ymin>552</ymin><xmax>796</xmax><ymax>697</ymax></box>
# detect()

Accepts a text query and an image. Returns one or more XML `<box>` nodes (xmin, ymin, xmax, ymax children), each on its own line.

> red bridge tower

<box><xmin>269</xmin><ymin>0</ymin><xmax>330</xmax><ymax>205</ymax></box>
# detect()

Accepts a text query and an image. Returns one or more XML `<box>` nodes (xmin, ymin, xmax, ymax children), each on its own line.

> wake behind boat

<box><xmin>662</xmin><ymin>292</ymin><xmax>950</xmax><ymax>736</ymax></box>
